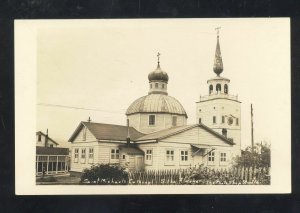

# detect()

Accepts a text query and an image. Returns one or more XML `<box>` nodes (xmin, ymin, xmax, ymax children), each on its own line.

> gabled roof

<box><xmin>36</xmin><ymin>146</ymin><xmax>69</xmax><ymax>155</ymax></box>
<box><xmin>68</xmin><ymin>122</ymin><xmax>145</xmax><ymax>142</ymax></box>
<box><xmin>136</xmin><ymin>123</ymin><xmax>234</xmax><ymax>145</ymax></box>
<box><xmin>36</xmin><ymin>131</ymin><xmax>59</xmax><ymax>145</ymax></box>
<box><xmin>136</xmin><ymin>124</ymin><xmax>197</xmax><ymax>141</ymax></box>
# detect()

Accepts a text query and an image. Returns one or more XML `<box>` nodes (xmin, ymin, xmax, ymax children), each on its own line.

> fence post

<box><xmin>249</xmin><ymin>167</ymin><xmax>253</xmax><ymax>183</ymax></box>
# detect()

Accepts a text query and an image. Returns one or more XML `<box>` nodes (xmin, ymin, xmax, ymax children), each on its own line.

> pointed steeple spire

<box><xmin>213</xmin><ymin>27</ymin><xmax>223</xmax><ymax>76</ymax></box>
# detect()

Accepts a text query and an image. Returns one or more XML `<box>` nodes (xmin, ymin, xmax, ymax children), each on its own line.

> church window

<box><xmin>213</xmin><ymin>116</ymin><xmax>216</xmax><ymax>124</ymax></box>
<box><xmin>88</xmin><ymin>148</ymin><xmax>94</xmax><ymax>164</ymax></box>
<box><xmin>122</xmin><ymin>154</ymin><xmax>126</xmax><ymax>159</ymax></box>
<box><xmin>81</xmin><ymin>148</ymin><xmax>86</xmax><ymax>163</ymax></box>
<box><xmin>50</xmin><ymin>144</ymin><xmax>53</xmax><ymax>148</ymax></box>
<box><xmin>199</xmin><ymin>118</ymin><xmax>201</xmax><ymax>124</ymax></box>
<box><xmin>180</xmin><ymin>150</ymin><xmax>188</xmax><ymax>161</ymax></box>
<box><xmin>172</xmin><ymin>116</ymin><xmax>177</xmax><ymax>126</ymax></box>
<box><xmin>155</xmin><ymin>83</ymin><xmax>158</xmax><ymax>88</ymax></box>
<box><xmin>224</xmin><ymin>84</ymin><xmax>228</xmax><ymax>94</ymax></box>
<box><xmin>149</xmin><ymin>115</ymin><xmax>155</xmax><ymax>125</ymax></box>
<box><xmin>236</xmin><ymin>118</ymin><xmax>239</xmax><ymax>126</ymax></box>
<box><xmin>166</xmin><ymin>150</ymin><xmax>174</xmax><ymax>162</ymax></box>
<box><xmin>162</xmin><ymin>84</ymin><xmax>165</xmax><ymax>89</ymax></box>
<box><xmin>38</xmin><ymin>134</ymin><xmax>41</xmax><ymax>142</ymax></box>
<box><xmin>111</xmin><ymin>149</ymin><xmax>120</xmax><ymax>160</ymax></box>
<box><xmin>222</xmin><ymin>116</ymin><xmax>225</xmax><ymax>123</ymax></box>
<box><xmin>209</xmin><ymin>85</ymin><xmax>213</xmax><ymax>94</ymax></box>
<box><xmin>216</xmin><ymin>84</ymin><xmax>221</xmax><ymax>93</ymax></box>
<box><xmin>74</xmin><ymin>148</ymin><xmax>79</xmax><ymax>163</ymax></box>
<box><xmin>208</xmin><ymin>151</ymin><xmax>215</xmax><ymax>162</ymax></box>
<box><xmin>220</xmin><ymin>152</ymin><xmax>227</xmax><ymax>162</ymax></box>
<box><xmin>150</xmin><ymin>84</ymin><xmax>152</xmax><ymax>89</ymax></box>
<box><xmin>145</xmin><ymin>150</ymin><xmax>152</xmax><ymax>164</ymax></box>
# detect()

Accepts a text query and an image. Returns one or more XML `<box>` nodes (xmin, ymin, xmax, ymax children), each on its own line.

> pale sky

<box><xmin>35</xmin><ymin>19</ymin><xmax>290</xmax><ymax>149</ymax></box>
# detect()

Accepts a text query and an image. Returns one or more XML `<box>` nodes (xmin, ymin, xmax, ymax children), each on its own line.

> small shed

<box><xmin>119</xmin><ymin>145</ymin><xmax>144</xmax><ymax>171</ymax></box>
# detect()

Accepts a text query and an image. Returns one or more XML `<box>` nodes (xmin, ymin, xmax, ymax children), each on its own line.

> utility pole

<box><xmin>251</xmin><ymin>104</ymin><xmax>254</xmax><ymax>152</ymax></box>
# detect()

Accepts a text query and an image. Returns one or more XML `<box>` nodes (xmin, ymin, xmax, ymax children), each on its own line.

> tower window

<box><xmin>162</xmin><ymin>84</ymin><xmax>164</xmax><ymax>89</ymax></box>
<box><xmin>224</xmin><ymin>84</ymin><xmax>228</xmax><ymax>94</ymax></box>
<box><xmin>38</xmin><ymin>134</ymin><xmax>41</xmax><ymax>142</ymax></box>
<box><xmin>172</xmin><ymin>116</ymin><xmax>177</xmax><ymax>126</ymax></box>
<box><xmin>216</xmin><ymin>84</ymin><xmax>221</xmax><ymax>93</ymax></box>
<box><xmin>149</xmin><ymin>115</ymin><xmax>156</xmax><ymax>125</ymax></box>
<box><xmin>209</xmin><ymin>85</ymin><xmax>213</xmax><ymax>94</ymax></box>
<box><xmin>150</xmin><ymin>84</ymin><xmax>152</xmax><ymax>89</ymax></box>
<box><xmin>222</xmin><ymin>128</ymin><xmax>227</xmax><ymax>137</ymax></box>
<box><xmin>213</xmin><ymin>116</ymin><xmax>216</xmax><ymax>124</ymax></box>
<box><xmin>199</xmin><ymin>118</ymin><xmax>201</xmax><ymax>124</ymax></box>
<box><xmin>222</xmin><ymin>116</ymin><xmax>225</xmax><ymax>123</ymax></box>
<box><xmin>236</xmin><ymin>118</ymin><xmax>239</xmax><ymax>126</ymax></box>
<box><xmin>155</xmin><ymin>83</ymin><xmax>158</xmax><ymax>88</ymax></box>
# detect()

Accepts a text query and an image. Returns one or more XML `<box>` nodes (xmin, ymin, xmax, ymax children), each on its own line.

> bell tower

<box><xmin>196</xmin><ymin>28</ymin><xmax>241</xmax><ymax>156</ymax></box>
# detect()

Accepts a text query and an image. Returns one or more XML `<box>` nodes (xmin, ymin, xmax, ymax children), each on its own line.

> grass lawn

<box><xmin>36</xmin><ymin>174</ymin><xmax>81</xmax><ymax>185</ymax></box>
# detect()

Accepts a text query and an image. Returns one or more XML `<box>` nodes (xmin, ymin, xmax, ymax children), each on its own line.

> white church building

<box><xmin>68</xmin><ymin>33</ymin><xmax>242</xmax><ymax>173</ymax></box>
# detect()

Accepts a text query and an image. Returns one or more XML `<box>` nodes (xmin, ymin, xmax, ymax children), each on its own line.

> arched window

<box><xmin>216</xmin><ymin>84</ymin><xmax>221</xmax><ymax>93</ymax></box>
<box><xmin>150</xmin><ymin>84</ymin><xmax>152</xmax><ymax>89</ymax></box>
<box><xmin>162</xmin><ymin>84</ymin><xmax>165</xmax><ymax>89</ymax></box>
<box><xmin>222</xmin><ymin>128</ymin><xmax>227</xmax><ymax>137</ymax></box>
<box><xmin>155</xmin><ymin>83</ymin><xmax>158</xmax><ymax>88</ymax></box>
<box><xmin>209</xmin><ymin>85</ymin><xmax>213</xmax><ymax>94</ymax></box>
<box><xmin>224</xmin><ymin>84</ymin><xmax>228</xmax><ymax>94</ymax></box>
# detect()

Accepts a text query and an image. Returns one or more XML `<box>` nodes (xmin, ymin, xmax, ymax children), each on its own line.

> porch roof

<box><xmin>191</xmin><ymin>144</ymin><xmax>213</xmax><ymax>149</ymax></box>
<box><xmin>119</xmin><ymin>145</ymin><xmax>144</xmax><ymax>155</ymax></box>
<box><xmin>36</xmin><ymin>146</ymin><xmax>69</xmax><ymax>155</ymax></box>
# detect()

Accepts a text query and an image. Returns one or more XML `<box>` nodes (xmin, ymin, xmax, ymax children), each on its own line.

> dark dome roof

<box><xmin>126</xmin><ymin>94</ymin><xmax>187</xmax><ymax>117</ymax></box>
<box><xmin>148</xmin><ymin>65</ymin><xmax>169</xmax><ymax>82</ymax></box>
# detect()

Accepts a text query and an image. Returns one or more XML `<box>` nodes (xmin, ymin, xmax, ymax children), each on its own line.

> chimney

<box><xmin>126</xmin><ymin>119</ymin><xmax>130</xmax><ymax>146</ymax></box>
<box><xmin>222</xmin><ymin>128</ymin><xmax>227</xmax><ymax>137</ymax></box>
<box><xmin>45</xmin><ymin>129</ymin><xmax>49</xmax><ymax>147</ymax></box>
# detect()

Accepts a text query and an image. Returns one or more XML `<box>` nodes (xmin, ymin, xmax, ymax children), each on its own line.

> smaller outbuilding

<box><xmin>35</xmin><ymin>131</ymin><xmax>69</xmax><ymax>176</ymax></box>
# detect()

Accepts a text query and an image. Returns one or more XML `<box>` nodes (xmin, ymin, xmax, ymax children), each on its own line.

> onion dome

<box><xmin>148</xmin><ymin>64</ymin><xmax>169</xmax><ymax>82</ymax></box>
<box><xmin>148</xmin><ymin>52</ymin><xmax>169</xmax><ymax>82</ymax></box>
<box><xmin>126</xmin><ymin>94</ymin><xmax>187</xmax><ymax>118</ymax></box>
<box><xmin>213</xmin><ymin>34</ymin><xmax>224</xmax><ymax>76</ymax></box>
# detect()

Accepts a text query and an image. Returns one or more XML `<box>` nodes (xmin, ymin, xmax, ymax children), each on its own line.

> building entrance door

<box><xmin>135</xmin><ymin>156</ymin><xmax>144</xmax><ymax>171</ymax></box>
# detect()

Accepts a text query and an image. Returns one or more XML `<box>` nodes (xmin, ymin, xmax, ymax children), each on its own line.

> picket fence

<box><xmin>128</xmin><ymin>166</ymin><xmax>270</xmax><ymax>185</ymax></box>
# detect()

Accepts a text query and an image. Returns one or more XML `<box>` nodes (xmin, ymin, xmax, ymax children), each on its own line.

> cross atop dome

<box><xmin>157</xmin><ymin>52</ymin><xmax>161</xmax><ymax>67</ymax></box>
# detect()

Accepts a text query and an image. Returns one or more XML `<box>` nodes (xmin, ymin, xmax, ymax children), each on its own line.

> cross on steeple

<box><xmin>215</xmin><ymin>27</ymin><xmax>221</xmax><ymax>38</ymax></box>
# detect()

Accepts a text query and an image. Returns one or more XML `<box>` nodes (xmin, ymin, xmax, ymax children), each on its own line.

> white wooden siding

<box><xmin>162</xmin><ymin>126</ymin><xmax>231</xmax><ymax>147</ymax></box>
<box><xmin>36</xmin><ymin>134</ymin><xmax>58</xmax><ymax>147</ymax></box>
<box><xmin>70</xmin><ymin>141</ymin><xmax>99</xmax><ymax>172</ymax></box>
<box><xmin>72</xmin><ymin>127</ymin><xmax>96</xmax><ymax>143</ymax></box>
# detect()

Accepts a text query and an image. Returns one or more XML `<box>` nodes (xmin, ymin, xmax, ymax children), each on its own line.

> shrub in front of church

<box><xmin>80</xmin><ymin>164</ymin><xmax>129</xmax><ymax>185</ymax></box>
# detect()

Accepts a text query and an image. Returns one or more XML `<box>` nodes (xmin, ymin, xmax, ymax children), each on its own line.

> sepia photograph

<box><xmin>15</xmin><ymin>18</ymin><xmax>290</xmax><ymax>194</ymax></box>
